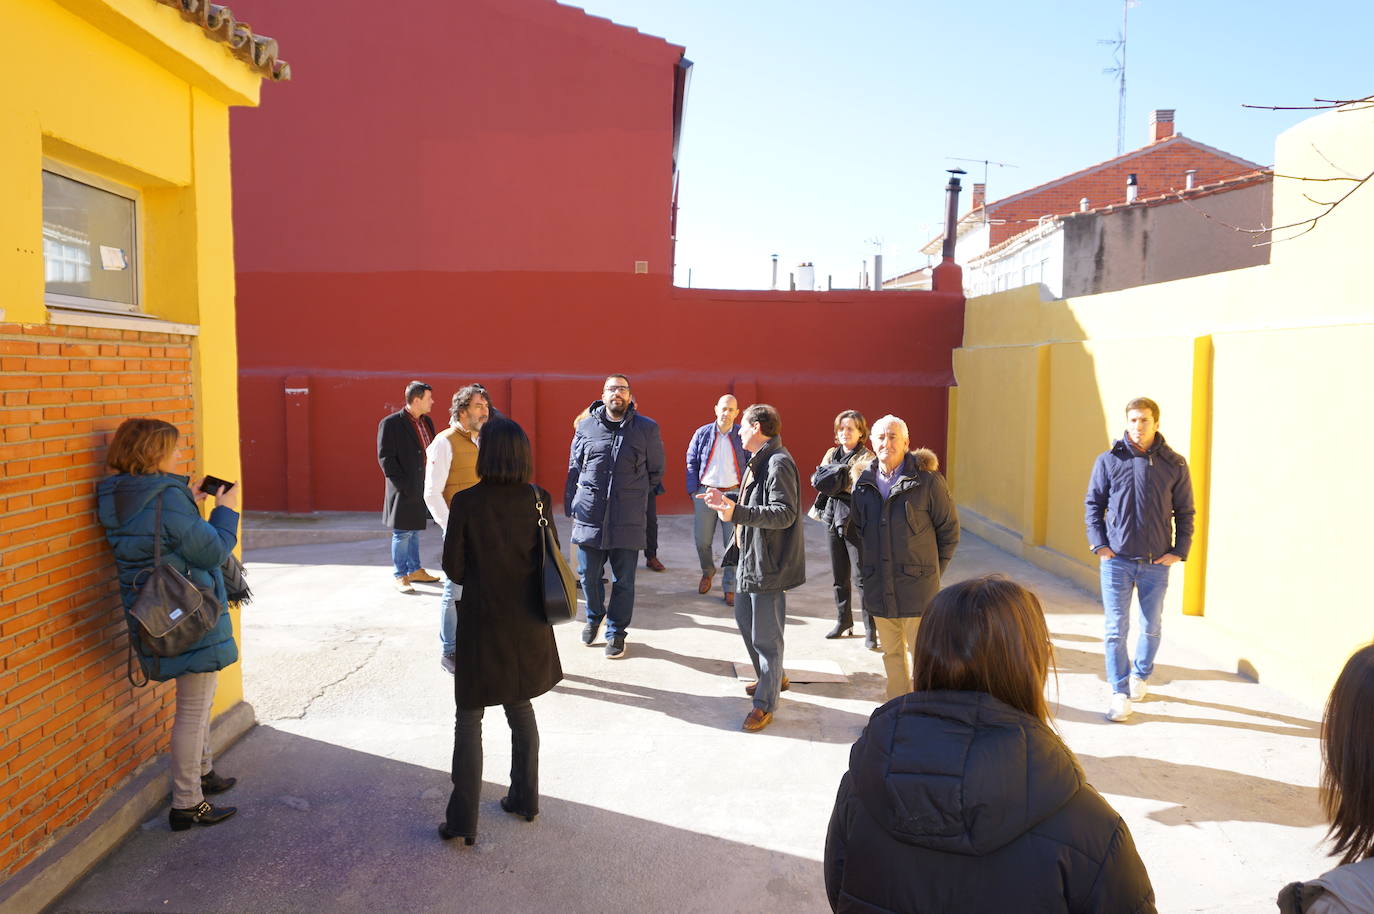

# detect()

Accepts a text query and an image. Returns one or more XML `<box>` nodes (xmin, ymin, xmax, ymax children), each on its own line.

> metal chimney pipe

<box><xmin>1080</xmin><ymin>197</ymin><xmax>1090</xmax><ymax>212</ymax></box>
<box><xmin>770</xmin><ymin>253</ymin><xmax>779</xmax><ymax>290</ymax></box>
<box><xmin>941</xmin><ymin>170</ymin><xmax>965</xmax><ymax>262</ymax></box>
<box><xmin>1185</xmin><ymin>169</ymin><xmax>1197</xmax><ymax>190</ymax></box>
<box><xmin>1125</xmin><ymin>173</ymin><xmax>1139</xmax><ymax>204</ymax></box>
<box><xmin>874</xmin><ymin>253</ymin><xmax>883</xmax><ymax>290</ymax></box>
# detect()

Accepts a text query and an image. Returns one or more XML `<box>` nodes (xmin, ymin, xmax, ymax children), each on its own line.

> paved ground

<box><xmin>52</xmin><ymin>515</ymin><xmax>1332</xmax><ymax>913</ymax></box>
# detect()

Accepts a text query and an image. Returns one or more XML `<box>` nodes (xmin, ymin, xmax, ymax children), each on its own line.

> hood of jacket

<box><xmin>96</xmin><ymin>473</ymin><xmax>189</xmax><ymax>530</ymax></box>
<box><xmin>848</xmin><ymin>691</ymin><xmax>1084</xmax><ymax>857</ymax></box>
<box><xmin>587</xmin><ymin>399</ymin><xmax>639</xmax><ymax>430</ymax></box>
<box><xmin>851</xmin><ymin>447</ymin><xmax>939</xmax><ymax>489</ymax></box>
<box><xmin>1109</xmin><ymin>430</ymin><xmax>1182</xmax><ymax>464</ymax></box>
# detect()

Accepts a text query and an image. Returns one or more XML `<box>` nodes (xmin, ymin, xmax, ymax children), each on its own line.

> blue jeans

<box><xmin>1101</xmin><ymin>556</ymin><xmax>1171</xmax><ymax>694</ymax></box>
<box><xmin>439</xmin><ymin>577</ymin><xmax>461</xmax><ymax>653</ymax></box>
<box><xmin>736</xmin><ymin>590</ymin><xmax>786</xmax><ymax>713</ymax></box>
<box><xmin>692</xmin><ymin>486</ymin><xmax>737</xmax><ymax>593</ymax></box>
<box><xmin>580</xmin><ymin>547</ymin><xmax>638</xmax><ymax>640</ymax></box>
<box><xmin>391</xmin><ymin>529</ymin><xmax>422</xmax><ymax>578</ymax></box>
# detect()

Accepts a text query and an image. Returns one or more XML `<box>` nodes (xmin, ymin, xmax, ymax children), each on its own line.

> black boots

<box><xmin>500</xmin><ymin>796</ymin><xmax>537</xmax><ymax>822</ymax></box>
<box><xmin>200</xmin><ymin>770</ymin><xmax>236</xmax><ymax>795</ymax></box>
<box><xmin>825</xmin><ymin>620</ymin><xmax>854</xmax><ymax>639</ymax></box>
<box><xmin>169</xmin><ymin>800</ymin><xmax>237</xmax><ymax>831</ymax></box>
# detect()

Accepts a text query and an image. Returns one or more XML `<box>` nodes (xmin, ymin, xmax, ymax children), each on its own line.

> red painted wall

<box><xmin>230</xmin><ymin>0</ymin><xmax>966</xmax><ymax>514</ymax></box>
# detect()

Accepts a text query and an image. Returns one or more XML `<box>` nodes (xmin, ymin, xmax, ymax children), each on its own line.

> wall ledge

<box><xmin>47</xmin><ymin>307</ymin><xmax>199</xmax><ymax>337</ymax></box>
<box><xmin>957</xmin><ymin>506</ymin><xmax>1100</xmax><ymax>596</ymax></box>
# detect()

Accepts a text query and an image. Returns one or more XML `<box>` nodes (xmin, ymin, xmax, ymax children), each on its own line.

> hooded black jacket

<box><xmin>825</xmin><ymin>691</ymin><xmax>1156</xmax><ymax>914</ymax></box>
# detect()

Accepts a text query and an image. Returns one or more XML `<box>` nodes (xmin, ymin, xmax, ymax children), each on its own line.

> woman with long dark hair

<box><xmin>97</xmin><ymin>418</ymin><xmax>241</xmax><ymax>831</ymax></box>
<box><xmin>824</xmin><ymin>575</ymin><xmax>1155</xmax><ymax>913</ymax></box>
<box><xmin>809</xmin><ymin>409</ymin><xmax>875</xmax><ymax>646</ymax></box>
<box><xmin>1278</xmin><ymin>643</ymin><xmax>1374</xmax><ymax>912</ymax></box>
<box><xmin>437</xmin><ymin>416</ymin><xmax>563</xmax><ymax>845</ymax></box>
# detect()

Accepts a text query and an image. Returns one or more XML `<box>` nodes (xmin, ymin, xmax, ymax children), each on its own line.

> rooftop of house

<box><xmin>153</xmin><ymin>0</ymin><xmax>291</xmax><ymax>81</ymax></box>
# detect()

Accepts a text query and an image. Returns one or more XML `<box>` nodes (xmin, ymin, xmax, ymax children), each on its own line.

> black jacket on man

<box><xmin>564</xmin><ymin>400</ymin><xmax>665</xmax><ymax>551</ymax></box>
<box><xmin>825</xmin><ymin>691</ymin><xmax>1156</xmax><ymax>914</ymax></box>
<box><xmin>732</xmin><ymin>435</ymin><xmax>806</xmax><ymax>594</ymax></box>
<box><xmin>377</xmin><ymin>407</ymin><xmax>435</xmax><ymax>530</ymax></box>
<box><xmin>847</xmin><ymin>449</ymin><xmax>959</xmax><ymax>618</ymax></box>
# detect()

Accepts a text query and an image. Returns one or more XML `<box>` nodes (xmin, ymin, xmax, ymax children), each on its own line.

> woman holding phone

<box><xmin>97</xmin><ymin>418</ymin><xmax>242</xmax><ymax>831</ymax></box>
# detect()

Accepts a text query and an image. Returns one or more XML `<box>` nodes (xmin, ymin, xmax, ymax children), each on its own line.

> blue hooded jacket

<box><xmin>96</xmin><ymin>473</ymin><xmax>240</xmax><ymax>681</ymax></box>
<box><xmin>1084</xmin><ymin>431</ymin><xmax>1195</xmax><ymax>561</ymax></box>
<box><xmin>564</xmin><ymin>401</ymin><xmax>665</xmax><ymax>550</ymax></box>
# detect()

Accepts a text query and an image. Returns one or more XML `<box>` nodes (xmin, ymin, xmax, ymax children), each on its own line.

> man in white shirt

<box><xmin>423</xmin><ymin>384</ymin><xmax>490</xmax><ymax>673</ymax></box>
<box><xmin>684</xmin><ymin>394</ymin><xmax>749</xmax><ymax>606</ymax></box>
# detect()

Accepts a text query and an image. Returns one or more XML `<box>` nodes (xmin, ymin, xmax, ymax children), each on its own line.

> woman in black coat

<box><xmin>825</xmin><ymin>575</ymin><xmax>1156</xmax><ymax>913</ymax></box>
<box><xmin>437</xmin><ymin>417</ymin><xmax>563</xmax><ymax>845</ymax></box>
<box><xmin>809</xmin><ymin>409</ymin><xmax>874</xmax><ymax>645</ymax></box>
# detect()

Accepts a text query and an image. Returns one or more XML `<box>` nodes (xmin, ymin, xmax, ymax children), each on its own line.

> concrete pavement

<box><xmin>50</xmin><ymin>514</ymin><xmax>1333</xmax><ymax>913</ymax></box>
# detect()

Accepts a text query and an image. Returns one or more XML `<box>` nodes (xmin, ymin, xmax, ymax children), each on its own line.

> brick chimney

<box><xmin>1149</xmin><ymin>109</ymin><xmax>1176</xmax><ymax>143</ymax></box>
<box><xmin>972</xmin><ymin>183</ymin><xmax>985</xmax><ymax>210</ymax></box>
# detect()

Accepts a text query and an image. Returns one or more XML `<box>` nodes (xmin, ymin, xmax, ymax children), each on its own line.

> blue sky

<box><xmin>566</xmin><ymin>0</ymin><xmax>1374</xmax><ymax>289</ymax></box>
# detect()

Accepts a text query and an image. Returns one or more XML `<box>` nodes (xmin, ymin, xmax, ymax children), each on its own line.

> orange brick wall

<box><xmin>0</xmin><ymin>320</ymin><xmax>196</xmax><ymax>880</ymax></box>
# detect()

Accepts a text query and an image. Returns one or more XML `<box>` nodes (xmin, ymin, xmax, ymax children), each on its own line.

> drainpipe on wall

<box><xmin>932</xmin><ymin>169</ymin><xmax>965</xmax><ymax>293</ymax></box>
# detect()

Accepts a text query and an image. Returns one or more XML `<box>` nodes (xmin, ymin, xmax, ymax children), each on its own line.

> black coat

<box><xmin>377</xmin><ymin>408</ymin><xmax>435</xmax><ymax>530</ymax></box>
<box><xmin>809</xmin><ymin>445</ymin><xmax>871</xmax><ymax>530</ymax></box>
<box><xmin>847</xmin><ymin>449</ymin><xmax>959</xmax><ymax>618</ymax></box>
<box><xmin>732</xmin><ymin>436</ymin><xmax>806</xmax><ymax>593</ymax></box>
<box><xmin>825</xmin><ymin>691</ymin><xmax>1156</xmax><ymax>914</ymax></box>
<box><xmin>442</xmin><ymin>481</ymin><xmax>563</xmax><ymax>710</ymax></box>
<box><xmin>564</xmin><ymin>401</ymin><xmax>665</xmax><ymax>550</ymax></box>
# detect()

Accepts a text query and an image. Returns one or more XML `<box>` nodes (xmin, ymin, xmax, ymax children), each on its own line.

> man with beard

<box><xmin>565</xmin><ymin>374</ymin><xmax>665</xmax><ymax>659</ymax></box>
<box><xmin>424</xmin><ymin>383</ymin><xmax>492</xmax><ymax>674</ymax></box>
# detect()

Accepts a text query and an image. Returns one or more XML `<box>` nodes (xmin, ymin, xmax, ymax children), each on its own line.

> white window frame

<box><xmin>42</xmin><ymin>158</ymin><xmax>145</xmax><ymax>315</ymax></box>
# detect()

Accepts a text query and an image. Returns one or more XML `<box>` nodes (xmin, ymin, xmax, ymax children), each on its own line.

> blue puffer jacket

<box><xmin>684</xmin><ymin>421</ymin><xmax>748</xmax><ymax>494</ymax></box>
<box><xmin>96</xmin><ymin>473</ymin><xmax>240</xmax><ymax>681</ymax></box>
<box><xmin>564</xmin><ymin>401</ymin><xmax>665</xmax><ymax>550</ymax></box>
<box><xmin>1085</xmin><ymin>432</ymin><xmax>1195</xmax><ymax>561</ymax></box>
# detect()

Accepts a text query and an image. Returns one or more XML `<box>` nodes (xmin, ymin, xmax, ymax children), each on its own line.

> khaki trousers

<box><xmin>874</xmin><ymin>616</ymin><xmax>921</xmax><ymax>701</ymax></box>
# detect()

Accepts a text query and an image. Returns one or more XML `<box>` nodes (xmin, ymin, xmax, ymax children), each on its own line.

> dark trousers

<box><xmin>445</xmin><ymin>700</ymin><xmax>539</xmax><ymax>836</ymax></box>
<box><xmin>827</xmin><ymin>527</ymin><xmax>872</xmax><ymax>637</ymax></box>
<box><xmin>645</xmin><ymin>494</ymin><xmax>659</xmax><ymax>558</ymax></box>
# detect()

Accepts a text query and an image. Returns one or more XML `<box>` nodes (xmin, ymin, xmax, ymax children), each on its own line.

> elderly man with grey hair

<box><xmin>847</xmin><ymin>414</ymin><xmax>960</xmax><ymax>701</ymax></box>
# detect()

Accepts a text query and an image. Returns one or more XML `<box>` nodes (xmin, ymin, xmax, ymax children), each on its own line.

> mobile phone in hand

<box><xmin>200</xmin><ymin>474</ymin><xmax>236</xmax><ymax>495</ymax></box>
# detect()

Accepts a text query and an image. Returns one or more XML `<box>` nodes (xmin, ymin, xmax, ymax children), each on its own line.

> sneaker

<box><xmin>581</xmin><ymin>619</ymin><xmax>601</xmax><ymax>646</ymax></box>
<box><xmin>1106</xmin><ymin>693</ymin><xmax>1132</xmax><ymax>722</ymax></box>
<box><xmin>394</xmin><ymin>577</ymin><xmax>416</xmax><ymax>594</ymax></box>
<box><xmin>441</xmin><ymin>652</ymin><xmax>456</xmax><ymax>675</ymax></box>
<box><xmin>605</xmin><ymin>636</ymin><xmax>627</xmax><ymax>659</ymax></box>
<box><xmin>1128</xmin><ymin>675</ymin><xmax>1148</xmax><ymax>701</ymax></box>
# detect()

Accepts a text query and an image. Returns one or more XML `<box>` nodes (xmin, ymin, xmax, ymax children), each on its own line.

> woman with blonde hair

<box><xmin>97</xmin><ymin>418</ymin><xmax>241</xmax><ymax>831</ymax></box>
<box><xmin>825</xmin><ymin>575</ymin><xmax>1154</xmax><ymax>913</ymax></box>
<box><xmin>1278</xmin><ymin>643</ymin><xmax>1374</xmax><ymax>912</ymax></box>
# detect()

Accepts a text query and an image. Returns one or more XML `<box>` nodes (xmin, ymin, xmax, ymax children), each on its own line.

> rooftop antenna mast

<box><xmin>946</xmin><ymin>157</ymin><xmax>1018</xmax><ymax>223</ymax></box>
<box><xmin>1100</xmin><ymin>0</ymin><xmax>1137</xmax><ymax>156</ymax></box>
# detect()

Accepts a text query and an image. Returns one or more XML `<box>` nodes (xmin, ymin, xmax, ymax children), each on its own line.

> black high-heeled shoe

<box><xmin>169</xmin><ymin>800</ymin><xmax>236</xmax><ymax>831</ymax></box>
<box><xmin>500</xmin><ymin>796</ymin><xmax>537</xmax><ymax>823</ymax></box>
<box><xmin>437</xmin><ymin>823</ymin><xmax>475</xmax><ymax>845</ymax></box>
<box><xmin>825</xmin><ymin>621</ymin><xmax>854</xmax><ymax>639</ymax></box>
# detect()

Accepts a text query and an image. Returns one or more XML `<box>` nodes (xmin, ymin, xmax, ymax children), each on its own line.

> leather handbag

<box><xmin>222</xmin><ymin>552</ymin><xmax>252</xmax><ymax>605</ymax></box>
<box><xmin>128</xmin><ymin>495</ymin><xmax>224</xmax><ymax>658</ymax></box>
<box><xmin>532</xmin><ymin>485</ymin><xmax>577</xmax><ymax>624</ymax></box>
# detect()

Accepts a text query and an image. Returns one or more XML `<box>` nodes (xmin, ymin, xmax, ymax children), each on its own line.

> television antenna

<box><xmin>1100</xmin><ymin>0</ymin><xmax>1138</xmax><ymax>156</ymax></box>
<box><xmin>945</xmin><ymin>157</ymin><xmax>1018</xmax><ymax>191</ymax></box>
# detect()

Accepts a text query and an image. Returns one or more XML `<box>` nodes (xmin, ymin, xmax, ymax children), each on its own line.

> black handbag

<box><xmin>222</xmin><ymin>552</ymin><xmax>252</xmax><ymax>605</ymax></box>
<box><xmin>128</xmin><ymin>495</ymin><xmax>224</xmax><ymax>660</ymax></box>
<box><xmin>532</xmin><ymin>485</ymin><xmax>577</xmax><ymax>624</ymax></box>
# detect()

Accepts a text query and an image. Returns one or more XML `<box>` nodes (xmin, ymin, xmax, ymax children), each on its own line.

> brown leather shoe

<box><xmin>741</xmin><ymin>708</ymin><xmax>773</xmax><ymax>732</ymax></box>
<box><xmin>646</xmin><ymin>556</ymin><xmax>666</xmax><ymax>572</ymax></box>
<box><xmin>745</xmin><ymin>676</ymin><xmax>789</xmax><ymax>697</ymax></box>
<box><xmin>724</xmin><ymin>591</ymin><xmax>735</xmax><ymax>607</ymax></box>
<box><xmin>409</xmin><ymin>569</ymin><xmax>440</xmax><ymax>584</ymax></box>
<box><xmin>698</xmin><ymin>573</ymin><xmax>713</xmax><ymax>595</ymax></box>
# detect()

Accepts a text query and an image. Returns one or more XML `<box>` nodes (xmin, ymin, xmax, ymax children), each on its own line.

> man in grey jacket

<box><xmin>700</xmin><ymin>403</ymin><xmax>805</xmax><ymax>732</ymax></box>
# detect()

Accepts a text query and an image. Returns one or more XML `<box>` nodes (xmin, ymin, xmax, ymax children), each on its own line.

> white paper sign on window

<box><xmin>99</xmin><ymin>245</ymin><xmax>128</xmax><ymax>271</ymax></box>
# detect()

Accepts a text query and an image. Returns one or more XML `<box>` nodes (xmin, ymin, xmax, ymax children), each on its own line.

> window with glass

<box><xmin>42</xmin><ymin>169</ymin><xmax>139</xmax><ymax>312</ymax></box>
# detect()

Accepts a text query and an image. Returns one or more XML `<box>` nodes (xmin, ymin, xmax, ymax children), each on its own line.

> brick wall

<box><xmin>0</xmin><ymin>320</ymin><xmax>195</xmax><ymax>880</ymax></box>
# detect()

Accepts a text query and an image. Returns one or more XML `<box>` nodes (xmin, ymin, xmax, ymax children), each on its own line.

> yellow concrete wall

<box><xmin>950</xmin><ymin>102</ymin><xmax>1374</xmax><ymax>707</ymax></box>
<box><xmin>1</xmin><ymin>0</ymin><xmax>263</xmax><ymax>713</ymax></box>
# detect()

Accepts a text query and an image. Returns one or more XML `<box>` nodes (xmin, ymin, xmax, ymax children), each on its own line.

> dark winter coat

<box><xmin>563</xmin><ymin>401</ymin><xmax>665</xmax><ymax>551</ymax></box>
<box><xmin>1085</xmin><ymin>431</ymin><xmax>1195</xmax><ymax>561</ymax></box>
<box><xmin>684</xmin><ymin>421</ymin><xmax>749</xmax><ymax>494</ymax></box>
<box><xmin>732</xmin><ymin>436</ymin><xmax>806</xmax><ymax>593</ymax></box>
<box><xmin>809</xmin><ymin>445</ymin><xmax>871</xmax><ymax>530</ymax></box>
<box><xmin>377</xmin><ymin>407</ymin><xmax>436</xmax><ymax>530</ymax></box>
<box><xmin>442</xmin><ymin>481</ymin><xmax>563</xmax><ymax>710</ymax></box>
<box><xmin>96</xmin><ymin>473</ymin><xmax>239</xmax><ymax>682</ymax></box>
<box><xmin>825</xmin><ymin>691</ymin><xmax>1156</xmax><ymax>914</ymax></box>
<box><xmin>847</xmin><ymin>449</ymin><xmax>959</xmax><ymax>619</ymax></box>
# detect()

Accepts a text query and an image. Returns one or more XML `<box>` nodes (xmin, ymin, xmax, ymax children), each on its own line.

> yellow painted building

<box><xmin>0</xmin><ymin>0</ymin><xmax>285</xmax><ymax>900</ymax></box>
<box><xmin>949</xmin><ymin>101</ymin><xmax>1374</xmax><ymax>708</ymax></box>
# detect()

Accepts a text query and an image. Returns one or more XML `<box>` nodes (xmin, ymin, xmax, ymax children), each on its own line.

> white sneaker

<box><xmin>1129</xmin><ymin>675</ymin><xmax>1148</xmax><ymax>701</ymax></box>
<box><xmin>1106</xmin><ymin>693</ymin><xmax>1132</xmax><ymax>722</ymax></box>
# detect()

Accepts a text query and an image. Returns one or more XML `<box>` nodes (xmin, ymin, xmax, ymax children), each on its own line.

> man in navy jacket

<box><xmin>684</xmin><ymin>394</ymin><xmax>749</xmax><ymax>606</ymax></box>
<box><xmin>1085</xmin><ymin>396</ymin><xmax>1195</xmax><ymax>722</ymax></box>
<box><xmin>565</xmin><ymin>374</ymin><xmax>665</xmax><ymax>660</ymax></box>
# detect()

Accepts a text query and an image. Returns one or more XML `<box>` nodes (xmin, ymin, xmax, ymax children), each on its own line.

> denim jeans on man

<box><xmin>440</xmin><ymin>577</ymin><xmax>461</xmax><ymax>653</ymax></box>
<box><xmin>580</xmin><ymin>547</ymin><xmax>637</xmax><ymax>639</ymax></box>
<box><xmin>693</xmin><ymin>485</ymin><xmax>737</xmax><ymax>593</ymax></box>
<box><xmin>736</xmin><ymin>590</ymin><xmax>786</xmax><ymax>712</ymax></box>
<box><xmin>391</xmin><ymin>528</ymin><xmax>422</xmax><ymax>579</ymax></box>
<box><xmin>1101</xmin><ymin>556</ymin><xmax>1170</xmax><ymax>694</ymax></box>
